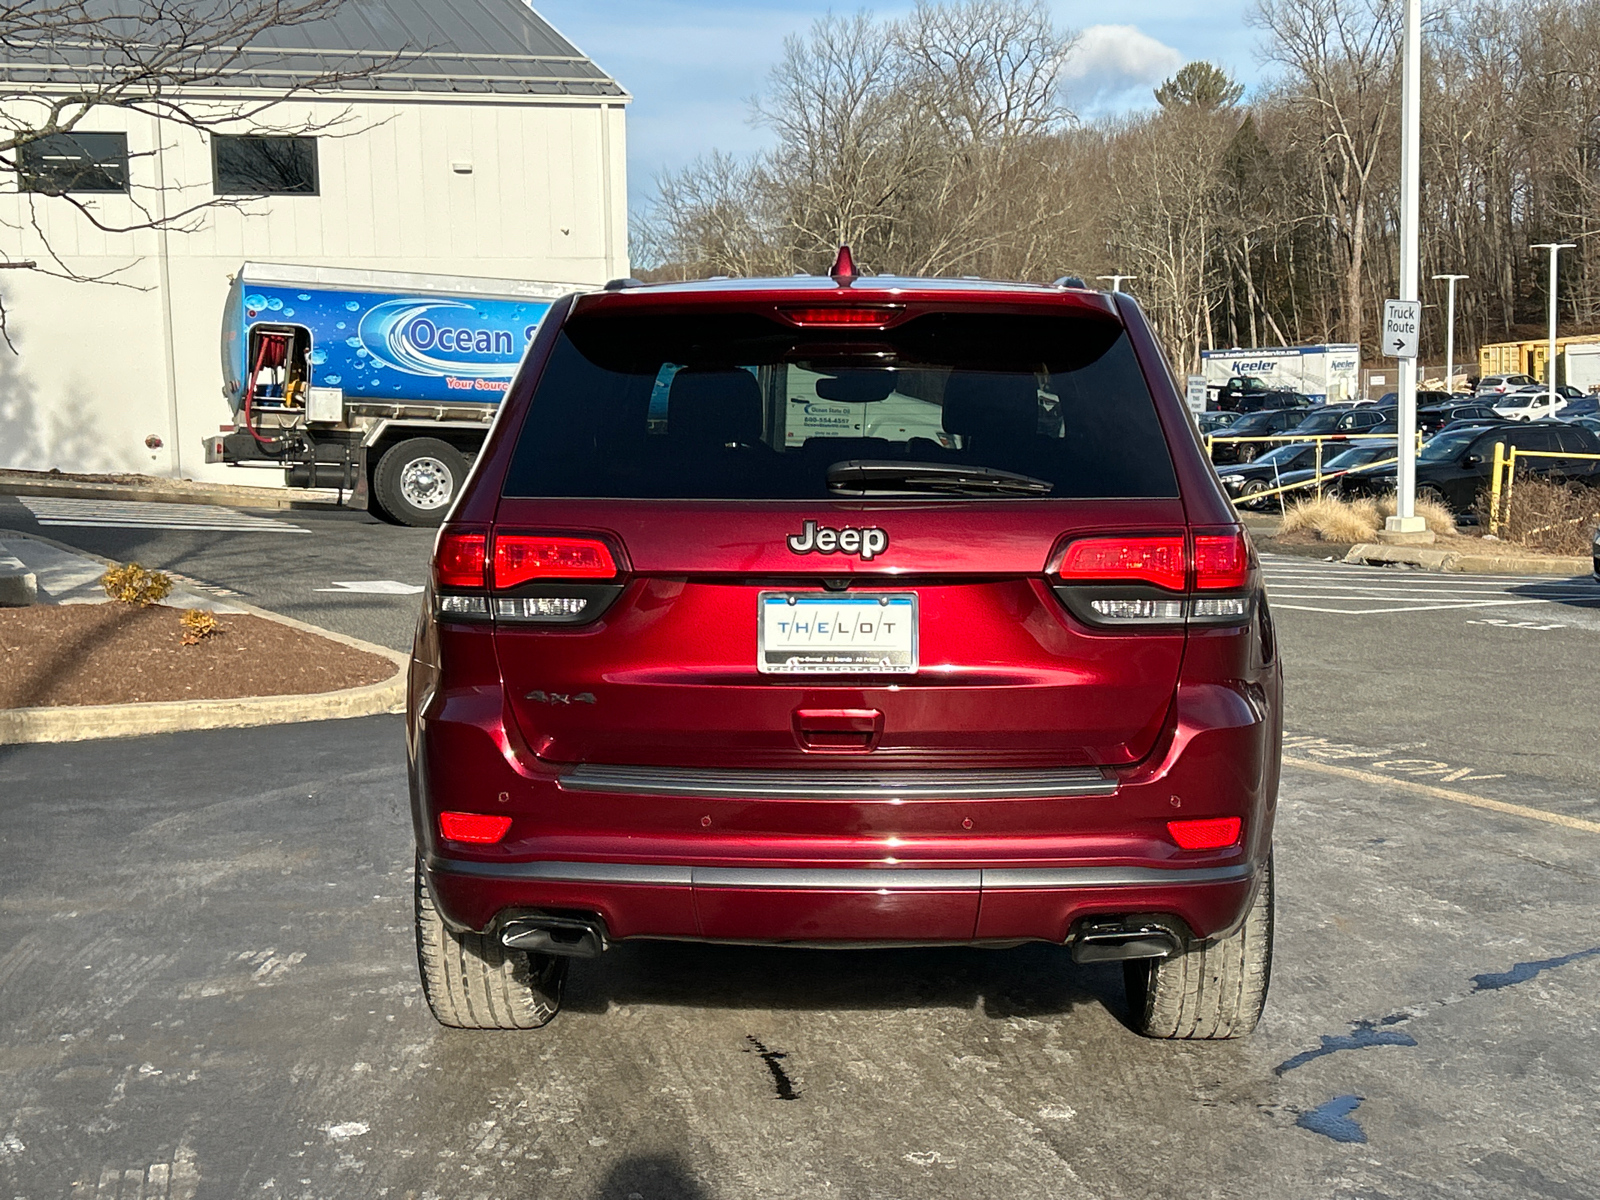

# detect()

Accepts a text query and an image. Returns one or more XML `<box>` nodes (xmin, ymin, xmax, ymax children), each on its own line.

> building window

<box><xmin>213</xmin><ymin>135</ymin><xmax>318</xmax><ymax>195</ymax></box>
<box><xmin>17</xmin><ymin>132</ymin><xmax>129</xmax><ymax>194</ymax></box>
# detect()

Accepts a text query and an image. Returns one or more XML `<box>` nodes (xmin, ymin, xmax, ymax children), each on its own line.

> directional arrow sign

<box><xmin>1383</xmin><ymin>299</ymin><xmax>1421</xmax><ymax>359</ymax></box>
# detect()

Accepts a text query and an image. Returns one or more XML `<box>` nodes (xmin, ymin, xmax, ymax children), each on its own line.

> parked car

<box><xmin>1370</xmin><ymin>391</ymin><xmax>1450</xmax><ymax>408</ymax></box>
<box><xmin>1416</xmin><ymin>403</ymin><xmax>1506</xmax><ymax>434</ymax></box>
<box><xmin>1569</xmin><ymin>415</ymin><xmax>1600</xmax><ymax>437</ymax></box>
<box><xmin>1554</xmin><ymin>394</ymin><xmax>1599</xmax><ymax>420</ymax></box>
<box><xmin>1208</xmin><ymin>407</ymin><xmax>1308</xmax><ymax>463</ymax></box>
<box><xmin>1494</xmin><ymin>389</ymin><xmax>1572</xmax><ymax>422</ymax></box>
<box><xmin>1475</xmin><ymin>373</ymin><xmax>1538</xmax><ymax>397</ymax></box>
<box><xmin>1215</xmin><ymin>442</ymin><xmax>1320</xmax><ymax>507</ymax></box>
<box><xmin>1212</xmin><ymin>374</ymin><xmax>1274</xmax><ymax>411</ymax></box>
<box><xmin>1271</xmin><ymin>441</ymin><xmax>1399</xmax><ymax>500</ymax></box>
<box><xmin>1197</xmin><ymin>410</ymin><xmax>1240</xmax><ymax>435</ymax></box>
<box><xmin>1284</xmin><ymin>404</ymin><xmax>1392</xmax><ymax>441</ymax></box>
<box><xmin>410</xmin><ymin>267</ymin><xmax>1282</xmax><ymax>1039</ymax></box>
<box><xmin>1234</xmin><ymin>389</ymin><xmax>1315</xmax><ymax>414</ymax></box>
<box><xmin>1339</xmin><ymin>421</ymin><xmax>1600</xmax><ymax>510</ymax></box>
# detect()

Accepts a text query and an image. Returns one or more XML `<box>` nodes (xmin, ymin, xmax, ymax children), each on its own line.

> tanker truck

<box><xmin>207</xmin><ymin>262</ymin><xmax>578</xmax><ymax>525</ymax></box>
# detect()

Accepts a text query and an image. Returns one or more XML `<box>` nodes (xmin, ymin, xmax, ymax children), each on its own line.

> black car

<box><xmin>1234</xmin><ymin>389</ymin><xmax>1314</xmax><ymax>414</ymax></box>
<box><xmin>1284</xmin><ymin>404</ymin><xmax>1392</xmax><ymax>441</ymax></box>
<box><xmin>1339</xmin><ymin>422</ymin><xmax>1600</xmax><ymax>511</ymax></box>
<box><xmin>1561</xmin><ymin>395</ymin><xmax>1600</xmax><ymax>421</ymax></box>
<box><xmin>1208</xmin><ymin>407</ymin><xmax>1308</xmax><ymax>464</ymax></box>
<box><xmin>1214</xmin><ymin>442</ymin><xmax>1321</xmax><ymax>506</ymax></box>
<box><xmin>1272</xmin><ymin>441</ymin><xmax>1399</xmax><ymax>499</ymax></box>
<box><xmin>1416</xmin><ymin>403</ymin><xmax>1505</xmax><ymax>435</ymax></box>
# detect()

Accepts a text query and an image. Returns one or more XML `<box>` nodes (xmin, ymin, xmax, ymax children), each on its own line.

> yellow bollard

<box><xmin>1502</xmin><ymin>448</ymin><xmax>1518</xmax><ymax>533</ymax></box>
<box><xmin>1489</xmin><ymin>441</ymin><xmax>1505</xmax><ymax>536</ymax></box>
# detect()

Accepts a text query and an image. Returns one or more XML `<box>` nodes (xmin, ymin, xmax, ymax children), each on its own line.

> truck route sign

<box><xmin>1382</xmin><ymin>299</ymin><xmax>1421</xmax><ymax>359</ymax></box>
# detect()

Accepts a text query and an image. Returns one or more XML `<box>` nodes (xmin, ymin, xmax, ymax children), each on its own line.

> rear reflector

<box><xmin>1058</xmin><ymin>535</ymin><xmax>1186</xmax><ymax>591</ymax></box>
<box><xmin>1167</xmin><ymin>816</ymin><xmax>1242</xmax><ymax>850</ymax></box>
<box><xmin>1194</xmin><ymin>533</ymin><xmax>1251</xmax><ymax>590</ymax></box>
<box><xmin>439</xmin><ymin>812</ymin><xmax>513</xmax><ymax>844</ymax></box>
<box><xmin>434</xmin><ymin>529</ymin><xmax>487</xmax><ymax>589</ymax></box>
<box><xmin>493</xmin><ymin>535</ymin><xmax>617</xmax><ymax>587</ymax></box>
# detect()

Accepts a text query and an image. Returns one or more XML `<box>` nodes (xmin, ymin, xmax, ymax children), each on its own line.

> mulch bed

<box><xmin>0</xmin><ymin>604</ymin><xmax>396</xmax><ymax>709</ymax></box>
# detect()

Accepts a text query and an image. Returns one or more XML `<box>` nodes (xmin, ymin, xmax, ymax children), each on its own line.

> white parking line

<box><xmin>19</xmin><ymin>497</ymin><xmax>308</xmax><ymax>533</ymax></box>
<box><xmin>1259</xmin><ymin>553</ymin><xmax>1599</xmax><ymax>616</ymax></box>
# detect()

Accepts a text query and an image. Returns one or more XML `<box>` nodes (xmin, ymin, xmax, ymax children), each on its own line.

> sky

<box><xmin>530</xmin><ymin>1</ymin><xmax>1267</xmax><ymax>214</ymax></box>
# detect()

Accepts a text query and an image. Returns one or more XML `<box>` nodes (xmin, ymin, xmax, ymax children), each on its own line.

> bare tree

<box><xmin>0</xmin><ymin>0</ymin><xmax>392</xmax><ymax>281</ymax></box>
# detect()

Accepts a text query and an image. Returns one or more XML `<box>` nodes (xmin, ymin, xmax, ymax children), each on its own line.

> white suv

<box><xmin>1475</xmin><ymin>373</ymin><xmax>1536</xmax><ymax>397</ymax></box>
<box><xmin>1493</xmin><ymin>384</ymin><xmax>1578</xmax><ymax>422</ymax></box>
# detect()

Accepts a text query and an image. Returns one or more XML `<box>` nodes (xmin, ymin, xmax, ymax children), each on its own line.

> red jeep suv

<box><xmin>407</xmin><ymin>263</ymin><xmax>1282</xmax><ymax>1039</ymax></box>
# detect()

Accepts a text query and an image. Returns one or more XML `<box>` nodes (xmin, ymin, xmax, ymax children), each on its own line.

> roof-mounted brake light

<box><xmin>778</xmin><ymin>306</ymin><xmax>904</xmax><ymax>328</ymax></box>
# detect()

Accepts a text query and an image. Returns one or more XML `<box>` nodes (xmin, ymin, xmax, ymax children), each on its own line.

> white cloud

<box><xmin>1060</xmin><ymin>24</ymin><xmax>1184</xmax><ymax>117</ymax></box>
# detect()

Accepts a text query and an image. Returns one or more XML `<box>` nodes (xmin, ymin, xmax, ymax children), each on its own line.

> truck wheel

<box><xmin>1123</xmin><ymin>851</ymin><xmax>1273</xmax><ymax>1040</ymax></box>
<box><xmin>415</xmin><ymin>859</ymin><xmax>567</xmax><ymax>1030</ymax></box>
<box><xmin>373</xmin><ymin>438</ymin><xmax>466</xmax><ymax>527</ymax></box>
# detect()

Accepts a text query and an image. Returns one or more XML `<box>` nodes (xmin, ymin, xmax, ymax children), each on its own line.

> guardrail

<box><xmin>1486</xmin><ymin>444</ymin><xmax>1600</xmax><ymax>536</ymax></box>
<box><xmin>1202</xmin><ymin>432</ymin><xmax>1418</xmax><ymax>510</ymax></box>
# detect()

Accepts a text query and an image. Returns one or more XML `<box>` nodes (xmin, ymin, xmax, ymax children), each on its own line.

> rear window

<box><xmin>501</xmin><ymin>311</ymin><xmax>1177</xmax><ymax>500</ymax></box>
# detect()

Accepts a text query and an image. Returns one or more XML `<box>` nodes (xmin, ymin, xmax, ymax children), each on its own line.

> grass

<box><xmin>1489</xmin><ymin>476</ymin><xmax>1600</xmax><ymax>556</ymax></box>
<box><xmin>1376</xmin><ymin>494</ymin><xmax>1457</xmax><ymax>537</ymax></box>
<box><xmin>1279</xmin><ymin>494</ymin><xmax>1382</xmax><ymax>543</ymax></box>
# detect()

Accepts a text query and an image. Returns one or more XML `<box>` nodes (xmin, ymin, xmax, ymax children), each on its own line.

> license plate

<box><xmin>758</xmin><ymin>592</ymin><xmax>917</xmax><ymax>675</ymax></box>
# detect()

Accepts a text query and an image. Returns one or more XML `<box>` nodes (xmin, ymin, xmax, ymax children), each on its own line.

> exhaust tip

<box><xmin>1069</xmin><ymin>918</ymin><xmax>1183</xmax><ymax>963</ymax></box>
<box><xmin>500</xmin><ymin>914</ymin><xmax>609</xmax><ymax>958</ymax></box>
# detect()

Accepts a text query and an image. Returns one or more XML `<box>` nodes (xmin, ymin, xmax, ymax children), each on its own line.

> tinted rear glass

<box><xmin>502</xmin><ymin>311</ymin><xmax>1177</xmax><ymax>500</ymax></box>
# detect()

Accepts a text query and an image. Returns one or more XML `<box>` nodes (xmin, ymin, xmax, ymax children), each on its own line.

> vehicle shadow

<box><xmin>586</xmin><ymin>1155</ymin><xmax>711</xmax><ymax>1200</ymax></box>
<box><xmin>1506</xmin><ymin>575</ymin><xmax>1600</xmax><ymax>609</ymax></box>
<box><xmin>560</xmin><ymin>937</ymin><xmax>1128</xmax><ymax>1027</ymax></box>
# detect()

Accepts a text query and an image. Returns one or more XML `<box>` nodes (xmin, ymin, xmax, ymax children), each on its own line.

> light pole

<box><xmin>1530</xmin><ymin>243</ymin><xmax>1575</xmax><ymax>403</ymax></box>
<box><xmin>1432</xmin><ymin>274</ymin><xmax>1468</xmax><ymax>393</ymax></box>
<box><xmin>1386</xmin><ymin>0</ymin><xmax>1424</xmax><ymax>535</ymax></box>
<box><xmin>1097</xmin><ymin>274</ymin><xmax>1135</xmax><ymax>293</ymax></box>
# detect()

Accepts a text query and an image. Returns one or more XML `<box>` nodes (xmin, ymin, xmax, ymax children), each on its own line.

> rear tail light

<box><xmin>1168</xmin><ymin>816</ymin><xmax>1242</xmax><ymax>850</ymax></box>
<box><xmin>1054</xmin><ymin>531</ymin><xmax>1255</xmax><ymax>626</ymax></box>
<box><xmin>439</xmin><ymin>811</ymin><xmax>513</xmax><ymax>844</ymax></box>
<box><xmin>493</xmin><ymin>535</ymin><xmax>617</xmax><ymax>587</ymax></box>
<box><xmin>1058</xmin><ymin>536</ymin><xmax>1186</xmax><ymax>591</ymax></box>
<box><xmin>434</xmin><ymin>528</ymin><xmax>487</xmax><ymax>589</ymax></box>
<box><xmin>433</xmin><ymin>530</ymin><xmax>623</xmax><ymax>625</ymax></box>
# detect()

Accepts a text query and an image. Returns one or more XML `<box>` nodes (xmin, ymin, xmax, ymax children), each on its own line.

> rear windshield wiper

<box><xmin>826</xmin><ymin>459</ymin><xmax>1055</xmax><ymax>496</ymax></box>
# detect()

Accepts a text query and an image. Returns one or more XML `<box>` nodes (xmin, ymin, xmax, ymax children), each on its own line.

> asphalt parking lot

<box><xmin>2</xmin><ymin>498</ymin><xmax>1599</xmax><ymax>1198</ymax></box>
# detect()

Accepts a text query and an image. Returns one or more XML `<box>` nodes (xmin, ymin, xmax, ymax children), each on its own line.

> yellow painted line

<box><xmin>1281</xmin><ymin>755</ymin><xmax>1600</xmax><ymax>836</ymax></box>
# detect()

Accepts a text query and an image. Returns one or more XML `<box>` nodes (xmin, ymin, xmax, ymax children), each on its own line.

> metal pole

<box><xmin>1530</xmin><ymin>243</ymin><xmax>1575</xmax><ymax>405</ymax></box>
<box><xmin>1432</xmin><ymin>274</ymin><xmax>1467</xmax><ymax>393</ymax></box>
<box><xmin>1387</xmin><ymin>0</ymin><xmax>1423</xmax><ymax>531</ymax></box>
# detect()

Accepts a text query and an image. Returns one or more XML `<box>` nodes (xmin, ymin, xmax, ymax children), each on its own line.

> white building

<box><xmin>0</xmin><ymin>0</ymin><xmax>628</xmax><ymax>482</ymax></box>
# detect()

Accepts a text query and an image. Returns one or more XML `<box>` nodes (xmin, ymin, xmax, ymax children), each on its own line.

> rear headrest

<box><xmin>668</xmin><ymin>368</ymin><xmax>763</xmax><ymax>447</ymax></box>
<box><xmin>941</xmin><ymin>373</ymin><xmax>1039</xmax><ymax>441</ymax></box>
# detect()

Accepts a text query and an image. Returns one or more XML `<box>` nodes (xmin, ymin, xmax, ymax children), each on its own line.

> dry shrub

<box><xmin>1376</xmin><ymin>494</ymin><xmax>1457</xmax><ymax>537</ymax></box>
<box><xmin>179</xmin><ymin>608</ymin><xmax>221</xmax><ymax>645</ymax></box>
<box><xmin>1280</xmin><ymin>494</ymin><xmax>1382</xmax><ymax>543</ymax></box>
<box><xmin>1493</xmin><ymin>475</ymin><xmax>1600</xmax><ymax>556</ymax></box>
<box><xmin>101</xmin><ymin>562</ymin><xmax>172</xmax><ymax>607</ymax></box>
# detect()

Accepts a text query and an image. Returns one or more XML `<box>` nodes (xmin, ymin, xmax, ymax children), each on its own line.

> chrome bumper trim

<box><xmin>431</xmin><ymin>859</ymin><xmax>1252</xmax><ymax>890</ymax></box>
<box><xmin>557</xmin><ymin>764</ymin><xmax>1117</xmax><ymax>801</ymax></box>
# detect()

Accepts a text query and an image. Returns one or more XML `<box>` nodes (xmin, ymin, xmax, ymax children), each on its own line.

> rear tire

<box><xmin>373</xmin><ymin>438</ymin><xmax>467</xmax><ymax>528</ymax></box>
<box><xmin>1240</xmin><ymin>479</ymin><xmax>1269</xmax><ymax>509</ymax></box>
<box><xmin>415</xmin><ymin>859</ymin><xmax>567</xmax><ymax>1030</ymax></box>
<box><xmin>1123</xmin><ymin>851</ymin><xmax>1274</xmax><ymax>1040</ymax></box>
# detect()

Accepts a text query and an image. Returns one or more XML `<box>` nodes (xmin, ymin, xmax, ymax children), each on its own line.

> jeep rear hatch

<box><xmin>482</xmin><ymin>304</ymin><xmax>1191</xmax><ymax>769</ymax></box>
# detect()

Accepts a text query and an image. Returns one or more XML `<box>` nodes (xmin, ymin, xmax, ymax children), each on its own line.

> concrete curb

<box><xmin>0</xmin><ymin>531</ymin><xmax>409</xmax><ymax>746</ymax></box>
<box><xmin>1345</xmin><ymin>541</ymin><xmax>1591</xmax><ymax>576</ymax></box>
<box><xmin>0</xmin><ymin>470</ymin><xmax>344</xmax><ymax>511</ymax></box>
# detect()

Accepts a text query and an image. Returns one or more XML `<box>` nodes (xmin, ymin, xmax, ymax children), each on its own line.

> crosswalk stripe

<box><xmin>1257</xmin><ymin>552</ymin><xmax>1598</xmax><ymax>616</ymax></box>
<box><xmin>19</xmin><ymin>497</ymin><xmax>308</xmax><ymax>533</ymax></box>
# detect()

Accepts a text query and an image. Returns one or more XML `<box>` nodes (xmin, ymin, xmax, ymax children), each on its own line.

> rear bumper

<box><xmin>410</xmin><ymin>673</ymin><xmax>1279</xmax><ymax>947</ymax></box>
<box><xmin>422</xmin><ymin>853</ymin><xmax>1259</xmax><ymax>947</ymax></box>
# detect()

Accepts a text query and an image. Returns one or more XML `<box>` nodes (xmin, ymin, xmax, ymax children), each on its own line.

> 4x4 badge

<box><xmin>786</xmin><ymin>519</ymin><xmax>888</xmax><ymax>561</ymax></box>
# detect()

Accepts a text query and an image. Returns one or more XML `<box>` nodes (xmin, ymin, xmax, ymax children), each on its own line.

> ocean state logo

<box><xmin>786</xmin><ymin>520</ymin><xmax>889</xmax><ymax>561</ymax></box>
<box><xmin>356</xmin><ymin>298</ymin><xmax>540</xmax><ymax>380</ymax></box>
